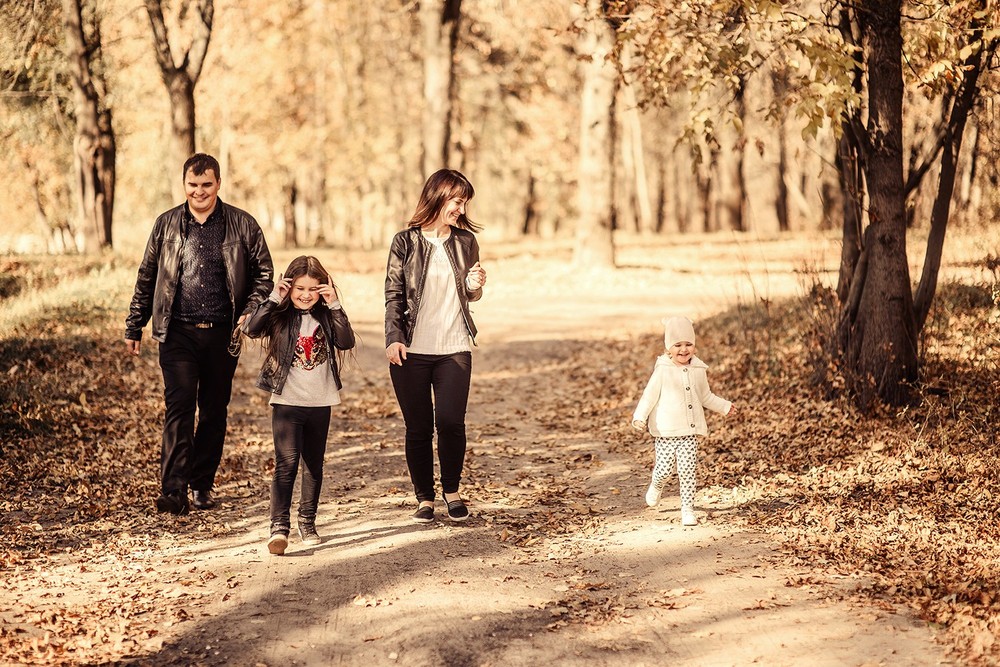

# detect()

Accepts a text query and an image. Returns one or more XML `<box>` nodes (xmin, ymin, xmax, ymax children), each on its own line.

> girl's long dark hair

<box><xmin>261</xmin><ymin>255</ymin><xmax>354</xmax><ymax>370</ymax></box>
<box><xmin>407</xmin><ymin>169</ymin><xmax>481</xmax><ymax>232</ymax></box>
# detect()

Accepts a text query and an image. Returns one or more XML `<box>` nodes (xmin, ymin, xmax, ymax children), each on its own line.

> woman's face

<box><xmin>289</xmin><ymin>274</ymin><xmax>322</xmax><ymax>310</ymax></box>
<box><xmin>437</xmin><ymin>196</ymin><xmax>467</xmax><ymax>226</ymax></box>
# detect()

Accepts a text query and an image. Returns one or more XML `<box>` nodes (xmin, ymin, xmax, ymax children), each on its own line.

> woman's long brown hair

<box><xmin>407</xmin><ymin>169</ymin><xmax>481</xmax><ymax>232</ymax></box>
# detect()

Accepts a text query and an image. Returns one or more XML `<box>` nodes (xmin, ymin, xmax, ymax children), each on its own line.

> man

<box><xmin>125</xmin><ymin>153</ymin><xmax>273</xmax><ymax>515</ymax></box>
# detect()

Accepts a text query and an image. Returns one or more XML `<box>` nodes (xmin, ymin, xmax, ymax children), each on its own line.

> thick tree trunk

<box><xmin>63</xmin><ymin>0</ymin><xmax>115</xmax><ymax>252</ymax></box>
<box><xmin>840</xmin><ymin>1</ymin><xmax>917</xmax><ymax>408</ymax></box>
<box><xmin>166</xmin><ymin>74</ymin><xmax>196</xmax><ymax>174</ymax></box>
<box><xmin>574</xmin><ymin>0</ymin><xmax>617</xmax><ymax>267</ymax></box>
<box><xmin>420</xmin><ymin>0</ymin><xmax>461</xmax><ymax>178</ymax></box>
<box><xmin>144</xmin><ymin>0</ymin><xmax>213</xmax><ymax>195</ymax></box>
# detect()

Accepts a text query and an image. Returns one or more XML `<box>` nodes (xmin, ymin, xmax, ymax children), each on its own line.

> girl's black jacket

<box><xmin>243</xmin><ymin>298</ymin><xmax>355</xmax><ymax>395</ymax></box>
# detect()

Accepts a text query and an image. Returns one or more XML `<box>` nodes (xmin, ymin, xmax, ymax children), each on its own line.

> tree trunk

<box><xmin>283</xmin><ymin>181</ymin><xmax>298</xmax><ymax>249</ymax></box>
<box><xmin>574</xmin><ymin>0</ymin><xmax>617</xmax><ymax>267</ymax></box>
<box><xmin>63</xmin><ymin>0</ymin><xmax>115</xmax><ymax>252</ymax></box>
<box><xmin>96</xmin><ymin>109</ymin><xmax>115</xmax><ymax>245</ymax></box>
<box><xmin>144</xmin><ymin>0</ymin><xmax>213</xmax><ymax>196</ymax></box>
<box><xmin>835</xmin><ymin>126</ymin><xmax>864</xmax><ymax>303</ymax></box>
<box><xmin>420</xmin><ymin>0</ymin><xmax>461</xmax><ymax>178</ymax></box>
<box><xmin>728</xmin><ymin>78</ymin><xmax>747</xmax><ymax>232</ymax></box>
<box><xmin>840</xmin><ymin>1</ymin><xmax>917</xmax><ymax>408</ymax></box>
<box><xmin>912</xmin><ymin>18</ymin><xmax>993</xmax><ymax>331</ymax></box>
<box><xmin>166</xmin><ymin>74</ymin><xmax>196</xmax><ymax>172</ymax></box>
<box><xmin>620</xmin><ymin>44</ymin><xmax>653</xmax><ymax>234</ymax></box>
<box><xmin>835</xmin><ymin>7</ymin><xmax>865</xmax><ymax>304</ymax></box>
<box><xmin>522</xmin><ymin>172</ymin><xmax>538</xmax><ymax>235</ymax></box>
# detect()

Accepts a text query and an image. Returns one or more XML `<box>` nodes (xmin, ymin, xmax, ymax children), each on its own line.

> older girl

<box><xmin>244</xmin><ymin>256</ymin><xmax>356</xmax><ymax>554</ymax></box>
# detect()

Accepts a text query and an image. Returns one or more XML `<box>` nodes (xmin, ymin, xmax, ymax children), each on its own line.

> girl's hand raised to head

<box><xmin>275</xmin><ymin>274</ymin><xmax>293</xmax><ymax>300</ymax></box>
<box><xmin>318</xmin><ymin>283</ymin><xmax>339</xmax><ymax>304</ymax></box>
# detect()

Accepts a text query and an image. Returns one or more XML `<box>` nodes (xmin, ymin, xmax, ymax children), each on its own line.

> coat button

<box><xmin>690</xmin><ymin>423</ymin><xmax>695</xmax><ymax>427</ymax></box>
<box><xmin>686</xmin><ymin>387</ymin><xmax>690</xmax><ymax>390</ymax></box>
<box><xmin>688</xmin><ymin>404</ymin><xmax>692</xmax><ymax>409</ymax></box>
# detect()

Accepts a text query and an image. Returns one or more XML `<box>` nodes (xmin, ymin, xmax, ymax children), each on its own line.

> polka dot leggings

<box><xmin>651</xmin><ymin>435</ymin><xmax>699</xmax><ymax>510</ymax></box>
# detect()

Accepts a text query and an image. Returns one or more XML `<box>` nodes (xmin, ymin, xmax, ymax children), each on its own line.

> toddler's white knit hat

<box><xmin>662</xmin><ymin>316</ymin><xmax>696</xmax><ymax>349</ymax></box>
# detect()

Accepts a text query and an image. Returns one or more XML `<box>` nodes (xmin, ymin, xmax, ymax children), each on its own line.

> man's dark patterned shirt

<box><xmin>172</xmin><ymin>204</ymin><xmax>231</xmax><ymax>324</ymax></box>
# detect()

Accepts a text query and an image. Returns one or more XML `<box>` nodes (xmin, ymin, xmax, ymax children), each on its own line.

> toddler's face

<box><xmin>667</xmin><ymin>341</ymin><xmax>695</xmax><ymax>365</ymax></box>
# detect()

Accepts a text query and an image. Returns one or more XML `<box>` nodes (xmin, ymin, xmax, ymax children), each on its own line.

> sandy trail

<box><xmin>114</xmin><ymin>239</ymin><xmax>949</xmax><ymax>666</ymax></box>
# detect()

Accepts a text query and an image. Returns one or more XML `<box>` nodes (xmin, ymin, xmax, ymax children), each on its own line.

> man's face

<box><xmin>184</xmin><ymin>168</ymin><xmax>220</xmax><ymax>218</ymax></box>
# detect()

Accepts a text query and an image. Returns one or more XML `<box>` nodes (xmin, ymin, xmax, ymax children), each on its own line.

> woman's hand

<box><xmin>631</xmin><ymin>419</ymin><xmax>647</xmax><ymax>432</ymax></box>
<box><xmin>466</xmin><ymin>262</ymin><xmax>486</xmax><ymax>290</ymax></box>
<box><xmin>386</xmin><ymin>342</ymin><xmax>408</xmax><ymax>366</ymax></box>
<box><xmin>318</xmin><ymin>282</ymin><xmax>339</xmax><ymax>304</ymax></box>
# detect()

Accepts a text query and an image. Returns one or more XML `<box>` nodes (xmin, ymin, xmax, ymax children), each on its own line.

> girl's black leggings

<box><xmin>270</xmin><ymin>404</ymin><xmax>331</xmax><ymax>530</ymax></box>
<box><xmin>389</xmin><ymin>351</ymin><xmax>472</xmax><ymax>502</ymax></box>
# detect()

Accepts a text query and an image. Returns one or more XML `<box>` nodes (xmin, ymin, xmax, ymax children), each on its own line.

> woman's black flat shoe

<box><xmin>445</xmin><ymin>498</ymin><xmax>469</xmax><ymax>522</ymax></box>
<box><xmin>412</xmin><ymin>505</ymin><xmax>435</xmax><ymax>523</ymax></box>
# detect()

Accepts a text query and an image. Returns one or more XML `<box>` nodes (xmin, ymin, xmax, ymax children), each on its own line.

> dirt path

<box><xmin>8</xmin><ymin>239</ymin><xmax>953</xmax><ymax>666</ymax></box>
<box><xmin>132</xmin><ymin>245</ymin><xmax>952</xmax><ymax>665</ymax></box>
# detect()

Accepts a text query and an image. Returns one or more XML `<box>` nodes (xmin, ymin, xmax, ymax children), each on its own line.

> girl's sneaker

<box><xmin>268</xmin><ymin>530</ymin><xmax>289</xmax><ymax>555</ymax></box>
<box><xmin>298</xmin><ymin>522</ymin><xmax>321</xmax><ymax>546</ymax></box>
<box><xmin>681</xmin><ymin>507</ymin><xmax>697</xmax><ymax>526</ymax></box>
<box><xmin>645</xmin><ymin>483</ymin><xmax>662</xmax><ymax>507</ymax></box>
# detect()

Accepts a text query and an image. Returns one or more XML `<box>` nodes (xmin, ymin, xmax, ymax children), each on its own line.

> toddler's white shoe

<box><xmin>681</xmin><ymin>507</ymin><xmax>697</xmax><ymax>526</ymax></box>
<box><xmin>645</xmin><ymin>483</ymin><xmax>662</xmax><ymax>507</ymax></box>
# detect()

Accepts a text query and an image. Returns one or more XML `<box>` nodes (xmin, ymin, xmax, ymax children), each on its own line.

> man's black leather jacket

<box><xmin>384</xmin><ymin>226</ymin><xmax>482</xmax><ymax>348</ymax></box>
<box><xmin>242</xmin><ymin>299</ymin><xmax>355</xmax><ymax>394</ymax></box>
<box><xmin>125</xmin><ymin>201</ymin><xmax>274</xmax><ymax>343</ymax></box>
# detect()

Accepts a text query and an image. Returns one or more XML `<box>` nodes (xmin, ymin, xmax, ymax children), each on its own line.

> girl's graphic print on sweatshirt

<box><xmin>292</xmin><ymin>325</ymin><xmax>330</xmax><ymax>371</ymax></box>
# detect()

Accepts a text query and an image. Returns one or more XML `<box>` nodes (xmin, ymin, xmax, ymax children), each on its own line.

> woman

<box><xmin>384</xmin><ymin>169</ymin><xmax>487</xmax><ymax>523</ymax></box>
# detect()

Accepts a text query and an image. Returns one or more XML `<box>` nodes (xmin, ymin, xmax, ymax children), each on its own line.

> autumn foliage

<box><xmin>1</xmin><ymin>251</ymin><xmax>999</xmax><ymax>664</ymax></box>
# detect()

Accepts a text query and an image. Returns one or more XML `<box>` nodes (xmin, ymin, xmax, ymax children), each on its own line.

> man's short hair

<box><xmin>183</xmin><ymin>153</ymin><xmax>221</xmax><ymax>180</ymax></box>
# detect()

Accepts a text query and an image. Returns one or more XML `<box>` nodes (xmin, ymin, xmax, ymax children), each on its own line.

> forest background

<box><xmin>2</xmin><ymin>0</ymin><xmax>1000</xmax><ymax>664</ymax></box>
<box><xmin>3</xmin><ymin>0</ymin><xmax>1000</xmax><ymax>406</ymax></box>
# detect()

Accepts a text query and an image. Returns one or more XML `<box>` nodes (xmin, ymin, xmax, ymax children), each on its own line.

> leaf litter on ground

<box><xmin>2</xmin><ymin>255</ymin><xmax>999</xmax><ymax>664</ymax></box>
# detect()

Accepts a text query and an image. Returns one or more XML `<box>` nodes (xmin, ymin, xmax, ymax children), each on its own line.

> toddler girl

<box><xmin>632</xmin><ymin>316</ymin><xmax>735</xmax><ymax>526</ymax></box>
<box><xmin>243</xmin><ymin>256</ymin><xmax>356</xmax><ymax>554</ymax></box>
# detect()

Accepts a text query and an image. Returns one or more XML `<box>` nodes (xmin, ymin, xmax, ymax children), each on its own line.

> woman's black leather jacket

<box><xmin>243</xmin><ymin>299</ymin><xmax>355</xmax><ymax>394</ymax></box>
<box><xmin>384</xmin><ymin>226</ymin><xmax>482</xmax><ymax>348</ymax></box>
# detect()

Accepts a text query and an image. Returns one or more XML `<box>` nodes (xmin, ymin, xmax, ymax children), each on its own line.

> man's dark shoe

<box><xmin>156</xmin><ymin>491</ymin><xmax>189</xmax><ymax>515</ymax></box>
<box><xmin>192</xmin><ymin>489</ymin><xmax>217</xmax><ymax>510</ymax></box>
